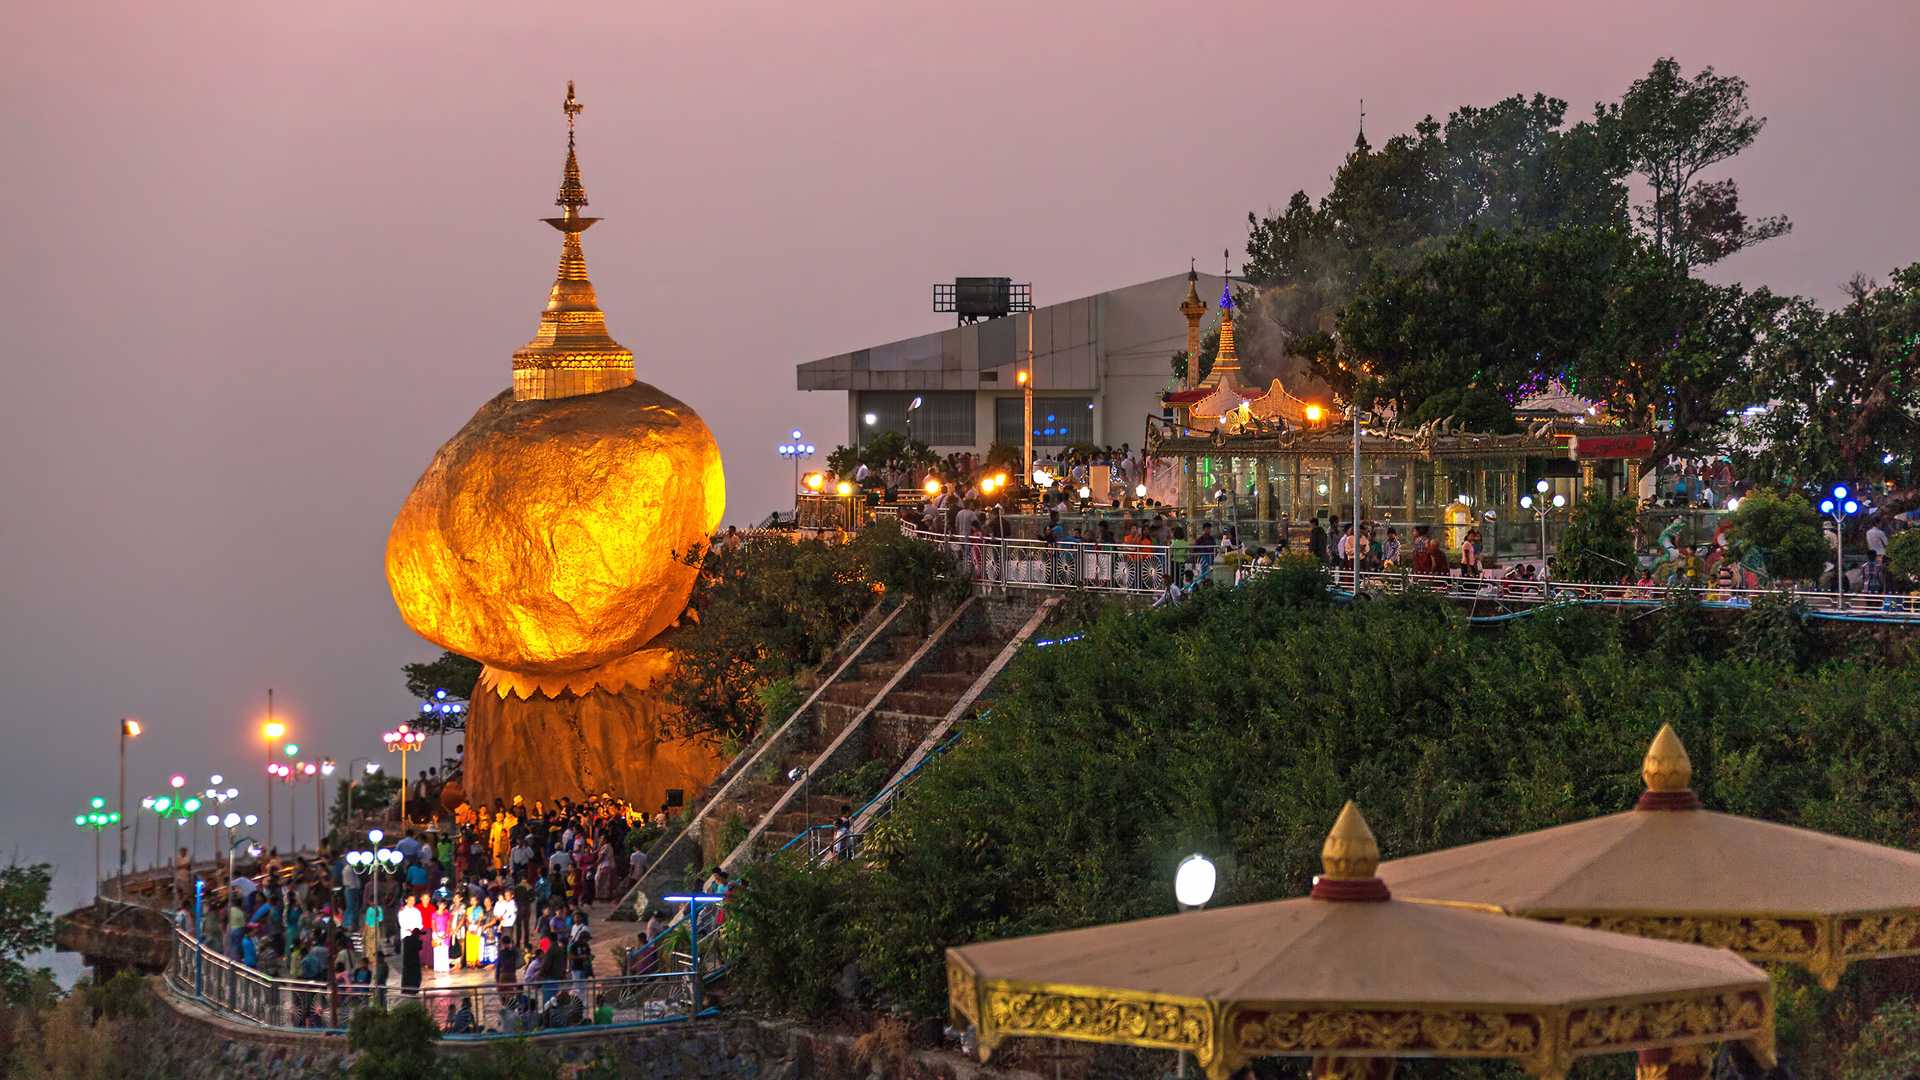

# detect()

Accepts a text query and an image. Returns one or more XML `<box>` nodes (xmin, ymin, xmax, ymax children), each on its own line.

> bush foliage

<box><xmin>731</xmin><ymin>565</ymin><xmax>1920</xmax><ymax>1080</ymax></box>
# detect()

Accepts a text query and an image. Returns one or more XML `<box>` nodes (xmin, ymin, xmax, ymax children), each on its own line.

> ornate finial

<box><xmin>1188</xmin><ymin>257</ymin><xmax>1197</xmax><ymax>281</ymax></box>
<box><xmin>1219</xmin><ymin>283</ymin><xmax>1234</xmax><ymax>312</ymax></box>
<box><xmin>1636</xmin><ymin>724</ymin><xmax>1702</xmax><ymax>811</ymax></box>
<box><xmin>556</xmin><ymin>82</ymin><xmax>589</xmax><ymax>212</ymax></box>
<box><xmin>516</xmin><ymin>83</ymin><xmax>631</xmax><ymax>401</ymax></box>
<box><xmin>1312</xmin><ymin>802</ymin><xmax>1390</xmax><ymax>902</ymax></box>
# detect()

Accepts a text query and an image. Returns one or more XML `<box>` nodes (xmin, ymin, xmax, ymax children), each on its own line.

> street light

<box><xmin>1174</xmin><ymin>853</ymin><xmax>1216</xmax><ymax>909</ymax></box>
<box><xmin>266</xmin><ymin>760</ymin><xmax>297</xmax><ymax>852</ymax></box>
<box><xmin>1170</xmin><ymin>853</ymin><xmax>1217</xmax><ymax>1076</ymax></box>
<box><xmin>263</xmin><ymin>701</ymin><xmax>286</xmax><ymax>853</ymax></box>
<box><xmin>382</xmin><ymin>723</ymin><xmax>428</xmax><ymax>823</ymax></box>
<box><xmin>420</xmin><ymin>688</ymin><xmax>468</xmax><ymax>780</ymax></box>
<box><xmin>1520</xmin><ymin>482</ymin><xmax>1567</xmax><ymax>581</ymax></box>
<box><xmin>663</xmin><ymin>891</ymin><xmax>729</xmax><ymax>1015</ymax></box>
<box><xmin>778</xmin><ymin>435</ymin><xmax>816</xmax><ymax>497</ymax></box>
<box><xmin>1818</xmin><ymin>483</ymin><xmax>1861</xmax><ymax>602</ymax></box>
<box><xmin>117</xmin><ymin>717</ymin><xmax>140</xmax><ymax>887</ymax></box>
<box><xmin>346</xmin><ymin>758</ymin><xmax>380</xmax><ymax>826</ymax></box>
<box><xmin>75</xmin><ymin>796</ymin><xmax>117</xmax><ymax>902</ymax></box>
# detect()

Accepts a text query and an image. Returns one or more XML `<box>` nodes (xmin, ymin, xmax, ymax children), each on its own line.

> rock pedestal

<box><xmin>464</xmin><ymin>647</ymin><xmax>724</xmax><ymax>812</ymax></box>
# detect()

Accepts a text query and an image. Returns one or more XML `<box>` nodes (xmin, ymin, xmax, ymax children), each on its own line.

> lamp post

<box><xmin>262</xmin><ymin>699</ymin><xmax>286</xmax><ymax>856</ymax></box>
<box><xmin>345</xmin><ymin>829</ymin><xmax>405</xmax><ymax>966</ymax></box>
<box><xmin>1171</xmin><ymin>854</ymin><xmax>1217</xmax><ymax>1077</ymax></box>
<box><xmin>860</xmin><ymin>411</ymin><xmax>877</xmax><ymax>452</ymax></box>
<box><xmin>787</xmin><ymin>767</ymin><xmax>812</xmax><ymax>855</ymax></box>
<box><xmin>382</xmin><ymin>723</ymin><xmax>428</xmax><ymax>823</ymax></box>
<box><xmin>905</xmin><ymin>397</ymin><xmax>923</xmax><ymax>479</ymax></box>
<box><xmin>227</xmin><ymin>834</ymin><xmax>263</xmax><ymax>898</ymax></box>
<box><xmin>662</xmin><ymin>891</ymin><xmax>728</xmax><ymax>1015</ymax></box>
<box><xmin>778</xmin><ymin>432</ymin><xmax>816</xmax><ymax>499</ymax></box>
<box><xmin>214</xmin><ymin>812</ymin><xmax>259</xmax><ymax>891</ymax></box>
<box><xmin>267</xmin><ymin>760</ymin><xmax>295</xmax><ymax>852</ymax></box>
<box><xmin>75</xmin><ymin>797</ymin><xmax>117</xmax><ymax>902</ymax></box>
<box><xmin>1819</xmin><ymin>483</ymin><xmax>1860</xmax><ymax>603</ymax></box>
<box><xmin>420</xmin><ymin>689</ymin><xmax>467</xmax><ymax>780</ymax></box>
<box><xmin>1021</xmin><ymin>302</ymin><xmax>1035</xmax><ymax>485</ymax></box>
<box><xmin>346</xmin><ymin>759</ymin><xmax>381</xmax><ymax>827</ymax></box>
<box><xmin>1520</xmin><ymin>480</ymin><xmax>1567</xmax><ymax>584</ymax></box>
<box><xmin>117</xmin><ymin>717</ymin><xmax>140</xmax><ymax>888</ymax></box>
<box><xmin>203</xmin><ymin>777</ymin><xmax>239</xmax><ymax>862</ymax></box>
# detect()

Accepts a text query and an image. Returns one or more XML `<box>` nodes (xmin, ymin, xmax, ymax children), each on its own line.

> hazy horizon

<box><xmin>4</xmin><ymin>1</ymin><xmax>1918</xmax><ymax>921</ymax></box>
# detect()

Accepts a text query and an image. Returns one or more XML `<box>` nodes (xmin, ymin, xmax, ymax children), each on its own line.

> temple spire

<box><xmin>1178</xmin><ymin>258</ymin><xmax>1207</xmax><ymax>390</ymax></box>
<box><xmin>512</xmin><ymin>82</ymin><xmax>635</xmax><ymax>402</ymax></box>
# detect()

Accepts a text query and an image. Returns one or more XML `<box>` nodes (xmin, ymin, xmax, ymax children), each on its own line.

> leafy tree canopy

<box><xmin>401</xmin><ymin>652</ymin><xmax>481</xmax><ymax>702</ymax></box>
<box><xmin>0</xmin><ymin>863</ymin><xmax>54</xmax><ymax>1005</ymax></box>
<box><xmin>1722</xmin><ymin>489</ymin><xmax>1828</xmax><ymax>582</ymax></box>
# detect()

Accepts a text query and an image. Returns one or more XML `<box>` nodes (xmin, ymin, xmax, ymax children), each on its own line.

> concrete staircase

<box><xmin>719</xmin><ymin>594</ymin><xmax>1051</xmax><ymax>868</ymax></box>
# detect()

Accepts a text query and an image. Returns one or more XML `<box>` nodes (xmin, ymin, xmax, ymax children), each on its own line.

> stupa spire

<box><xmin>1202</xmin><ymin>251</ymin><xmax>1241</xmax><ymax>388</ymax></box>
<box><xmin>512</xmin><ymin>82</ymin><xmax>635</xmax><ymax>402</ymax></box>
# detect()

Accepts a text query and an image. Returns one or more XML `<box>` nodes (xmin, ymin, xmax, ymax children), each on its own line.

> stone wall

<box><xmin>141</xmin><ymin>979</ymin><xmax>1042</xmax><ymax>1080</ymax></box>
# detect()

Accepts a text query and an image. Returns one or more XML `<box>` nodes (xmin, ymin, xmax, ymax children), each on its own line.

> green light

<box><xmin>74</xmin><ymin>815</ymin><xmax>86</xmax><ymax>826</ymax></box>
<box><xmin>89</xmin><ymin>796</ymin><xmax>105</xmax><ymax>810</ymax></box>
<box><xmin>284</xmin><ymin>743</ymin><xmax>300</xmax><ymax>757</ymax></box>
<box><xmin>183</xmin><ymin>798</ymin><xmax>202</xmax><ymax>812</ymax></box>
<box><xmin>108</xmin><ymin>812</ymin><xmax>120</xmax><ymax>823</ymax></box>
<box><xmin>154</xmin><ymin>796</ymin><xmax>171</xmax><ymax>813</ymax></box>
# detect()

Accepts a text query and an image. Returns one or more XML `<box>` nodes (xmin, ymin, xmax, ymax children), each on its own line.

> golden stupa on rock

<box><xmin>384</xmin><ymin>83</ymin><xmax>726</xmax><ymax>807</ymax></box>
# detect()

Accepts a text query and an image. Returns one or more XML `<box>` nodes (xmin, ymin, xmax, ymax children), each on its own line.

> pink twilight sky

<box><xmin>3</xmin><ymin>1</ymin><xmax>1917</xmax><ymax>907</ymax></box>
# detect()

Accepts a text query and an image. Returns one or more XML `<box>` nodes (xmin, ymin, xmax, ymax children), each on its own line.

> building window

<box><xmin>995</xmin><ymin>396</ymin><xmax>1092</xmax><ymax>447</ymax></box>
<box><xmin>858</xmin><ymin>391</ymin><xmax>975</xmax><ymax>447</ymax></box>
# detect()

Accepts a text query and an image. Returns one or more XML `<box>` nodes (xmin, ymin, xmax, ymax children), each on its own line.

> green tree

<box><xmin>1328</xmin><ymin>226</ymin><xmax>1630</xmax><ymax>419</ymax></box>
<box><xmin>1742</xmin><ymin>266</ymin><xmax>1920</xmax><ymax>487</ymax></box>
<box><xmin>663</xmin><ymin>536</ymin><xmax>873</xmax><ymax>741</ymax></box>
<box><xmin>1573</xmin><ymin>250</ymin><xmax>1786</xmax><ymax>460</ymax></box>
<box><xmin>347</xmin><ymin>1002</ymin><xmax>441</xmax><ymax>1080</ymax></box>
<box><xmin>402</xmin><ymin>652</ymin><xmax>481</xmax><ymax>702</ymax></box>
<box><xmin>1557</xmin><ymin>489</ymin><xmax>1639</xmax><ymax>582</ymax></box>
<box><xmin>1601</xmin><ymin>57</ymin><xmax>1790</xmax><ymax>269</ymax></box>
<box><xmin>0</xmin><ymin>864</ymin><xmax>54</xmax><ymax>1005</ymax></box>
<box><xmin>1886</xmin><ymin>530</ymin><xmax>1920</xmax><ymax>590</ymax></box>
<box><xmin>1721</xmin><ymin>489</ymin><xmax>1826</xmax><ymax>582</ymax></box>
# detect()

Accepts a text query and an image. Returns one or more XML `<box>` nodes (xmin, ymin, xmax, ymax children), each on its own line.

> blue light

<box><xmin>1832</xmin><ymin>484</ymin><xmax>1850</xmax><ymax>500</ymax></box>
<box><xmin>420</xmin><ymin>703</ymin><xmax>433</xmax><ymax>714</ymax></box>
<box><xmin>1046</xmin><ymin>414</ymin><xmax>1056</xmax><ymax>422</ymax></box>
<box><xmin>1844</xmin><ymin>500</ymin><xmax>1859</xmax><ymax>515</ymax></box>
<box><xmin>435</xmin><ymin>689</ymin><xmax>447</xmax><ymax>700</ymax></box>
<box><xmin>1820</xmin><ymin>499</ymin><xmax>1836</xmax><ymax>514</ymax></box>
<box><xmin>1219</xmin><ymin>284</ymin><xmax>1233</xmax><ymax>310</ymax></box>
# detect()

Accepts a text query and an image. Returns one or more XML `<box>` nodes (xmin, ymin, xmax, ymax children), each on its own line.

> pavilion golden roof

<box><xmin>1379</xmin><ymin>725</ymin><xmax>1920</xmax><ymax>989</ymax></box>
<box><xmin>947</xmin><ymin>802</ymin><xmax>1772</xmax><ymax>1080</ymax></box>
<box><xmin>512</xmin><ymin>81</ymin><xmax>636</xmax><ymax>402</ymax></box>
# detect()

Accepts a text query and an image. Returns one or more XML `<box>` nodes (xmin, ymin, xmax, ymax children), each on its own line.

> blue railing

<box><xmin>775</xmin><ymin>731</ymin><xmax>967</xmax><ymax>862</ymax></box>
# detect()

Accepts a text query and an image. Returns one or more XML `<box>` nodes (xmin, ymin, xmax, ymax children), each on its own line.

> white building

<box><xmin>795</xmin><ymin>272</ymin><xmax>1239</xmax><ymax>457</ymax></box>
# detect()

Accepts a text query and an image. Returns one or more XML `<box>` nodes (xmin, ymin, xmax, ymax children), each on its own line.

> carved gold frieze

<box><xmin>982</xmin><ymin>984</ymin><xmax>1212</xmax><ymax>1053</ymax></box>
<box><xmin>1232</xmin><ymin>1006</ymin><xmax>1540</xmax><ymax>1058</ymax></box>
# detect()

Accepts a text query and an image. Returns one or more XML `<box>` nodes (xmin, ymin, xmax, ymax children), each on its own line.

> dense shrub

<box><xmin>732</xmin><ymin>567</ymin><xmax>1920</xmax><ymax>1056</ymax></box>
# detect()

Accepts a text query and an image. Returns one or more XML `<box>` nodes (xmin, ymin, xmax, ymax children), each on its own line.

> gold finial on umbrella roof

<box><xmin>1639</xmin><ymin>723</ymin><xmax>1703</xmax><ymax>810</ymax></box>
<box><xmin>1321</xmin><ymin>801</ymin><xmax>1380</xmax><ymax>880</ymax></box>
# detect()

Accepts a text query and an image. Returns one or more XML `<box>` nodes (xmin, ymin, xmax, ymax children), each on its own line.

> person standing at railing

<box><xmin>1195</xmin><ymin>523</ymin><xmax>1217</xmax><ymax>583</ymax></box>
<box><xmin>1168</xmin><ymin>526</ymin><xmax>1190</xmax><ymax>587</ymax></box>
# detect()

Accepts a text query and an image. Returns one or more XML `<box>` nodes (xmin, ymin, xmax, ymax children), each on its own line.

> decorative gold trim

<box><xmin>975</xmin><ymin>978</ymin><xmax>1215</xmax><ymax>1059</ymax></box>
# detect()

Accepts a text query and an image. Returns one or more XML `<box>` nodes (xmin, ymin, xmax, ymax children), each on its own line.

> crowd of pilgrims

<box><xmin>182</xmin><ymin>791</ymin><xmax>720</xmax><ymax>1029</ymax></box>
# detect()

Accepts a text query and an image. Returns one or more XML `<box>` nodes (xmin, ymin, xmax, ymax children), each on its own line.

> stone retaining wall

<box><xmin>143</xmin><ymin>979</ymin><xmax>1040</xmax><ymax>1080</ymax></box>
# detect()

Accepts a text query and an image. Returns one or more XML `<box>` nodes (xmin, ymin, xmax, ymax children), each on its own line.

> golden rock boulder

<box><xmin>385</xmin><ymin>381</ymin><xmax>725</xmax><ymax>675</ymax></box>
